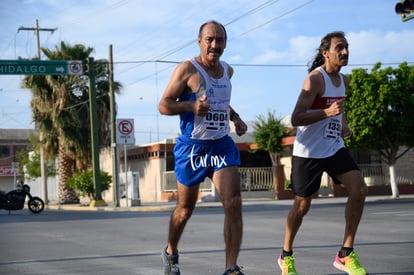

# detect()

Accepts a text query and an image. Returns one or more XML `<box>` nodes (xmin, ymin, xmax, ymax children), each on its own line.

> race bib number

<box><xmin>204</xmin><ymin>110</ymin><xmax>228</xmax><ymax>131</ymax></box>
<box><xmin>324</xmin><ymin>119</ymin><xmax>341</xmax><ymax>139</ymax></box>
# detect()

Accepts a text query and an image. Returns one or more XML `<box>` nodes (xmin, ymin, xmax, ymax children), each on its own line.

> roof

<box><xmin>0</xmin><ymin>129</ymin><xmax>37</xmax><ymax>144</ymax></box>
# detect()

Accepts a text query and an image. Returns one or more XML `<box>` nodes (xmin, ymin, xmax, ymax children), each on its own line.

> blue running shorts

<box><xmin>174</xmin><ymin>135</ymin><xmax>240</xmax><ymax>186</ymax></box>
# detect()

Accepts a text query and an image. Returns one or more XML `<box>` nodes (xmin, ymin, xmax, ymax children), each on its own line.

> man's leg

<box><xmin>282</xmin><ymin>195</ymin><xmax>312</xmax><ymax>253</ymax></box>
<box><xmin>277</xmin><ymin>196</ymin><xmax>312</xmax><ymax>275</ymax></box>
<box><xmin>212</xmin><ymin>166</ymin><xmax>243</xmax><ymax>270</ymax></box>
<box><xmin>336</xmin><ymin>170</ymin><xmax>367</xmax><ymax>248</ymax></box>
<box><xmin>333</xmin><ymin>170</ymin><xmax>368</xmax><ymax>274</ymax></box>
<box><xmin>166</xmin><ymin>183</ymin><xmax>200</xmax><ymax>254</ymax></box>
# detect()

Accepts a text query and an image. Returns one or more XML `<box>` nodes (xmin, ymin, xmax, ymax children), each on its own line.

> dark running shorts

<box><xmin>290</xmin><ymin>147</ymin><xmax>359</xmax><ymax>197</ymax></box>
<box><xmin>174</xmin><ymin>135</ymin><xmax>240</xmax><ymax>187</ymax></box>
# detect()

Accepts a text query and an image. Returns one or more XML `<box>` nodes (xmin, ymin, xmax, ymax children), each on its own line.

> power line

<box><xmin>233</xmin><ymin>0</ymin><xmax>315</xmax><ymax>39</ymax></box>
<box><xmin>224</xmin><ymin>0</ymin><xmax>281</xmax><ymax>27</ymax></box>
<box><xmin>115</xmin><ymin>0</ymin><xmax>290</xmax><ymax>77</ymax></box>
<box><xmin>116</xmin><ymin>0</ymin><xmax>316</xmax><ymax>84</ymax></box>
<box><xmin>117</xmin><ymin>59</ymin><xmax>414</xmax><ymax>88</ymax></box>
<box><xmin>113</xmin><ymin>59</ymin><xmax>414</xmax><ymax>68</ymax></box>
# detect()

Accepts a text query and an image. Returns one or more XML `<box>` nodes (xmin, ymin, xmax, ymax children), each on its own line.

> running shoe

<box><xmin>222</xmin><ymin>264</ymin><xmax>244</xmax><ymax>275</ymax></box>
<box><xmin>333</xmin><ymin>251</ymin><xmax>368</xmax><ymax>275</ymax></box>
<box><xmin>278</xmin><ymin>254</ymin><xmax>299</xmax><ymax>275</ymax></box>
<box><xmin>161</xmin><ymin>246</ymin><xmax>180</xmax><ymax>275</ymax></box>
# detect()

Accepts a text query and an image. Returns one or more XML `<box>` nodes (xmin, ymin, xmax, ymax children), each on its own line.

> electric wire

<box><xmin>115</xmin><ymin>0</ymin><xmax>284</xmax><ymax>77</ymax></box>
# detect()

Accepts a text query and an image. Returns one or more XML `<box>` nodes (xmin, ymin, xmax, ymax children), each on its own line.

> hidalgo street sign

<box><xmin>0</xmin><ymin>59</ymin><xmax>83</xmax><ymax>75</ymax></box>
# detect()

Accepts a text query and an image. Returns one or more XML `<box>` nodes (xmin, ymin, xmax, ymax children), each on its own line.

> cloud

<box><xmin>348</xmin><ymin>29</ymin><xmax>414</xmax><ymax>65</ymax></box>
<box><xmin>227</xmin><ymin>54</ymin><xmax>242</xmax><ymax>63</ymax></box>
<box><xmin>250</xmin><ymin>50</ymin><xmax>282</xmax><ymax>64</ymax></box>
<box><xmin>248</xmin><ymin>29</ymin><xmax>414</xmax><ymax>68</ymax></box>
<box><xmin>249</xmin><ymin>35</ymin><xmax>318</xmax><ymax>65</ymax></box>
<box><xmin>288</xmin><ymin>35</ymin><xmax>320</xmax><ymax>61</ymax></box>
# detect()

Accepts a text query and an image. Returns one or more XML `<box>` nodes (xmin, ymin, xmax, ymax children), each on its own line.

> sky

<box><xmin>1</xmin><ymin>0</ymin><xmax>413</xmax><ymax>145</ymax></box>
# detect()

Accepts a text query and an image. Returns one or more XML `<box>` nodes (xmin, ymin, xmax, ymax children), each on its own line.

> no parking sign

<box><xmin>116</xmin><ymin>118</ymin><xmax>135</xmax><ymax>144</ymax></box>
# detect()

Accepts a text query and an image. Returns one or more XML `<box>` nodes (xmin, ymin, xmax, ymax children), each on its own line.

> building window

<box><xmin>0</xmin><ymin>145</ymin><xmax>10</xmax><ymax>158</ymax></box>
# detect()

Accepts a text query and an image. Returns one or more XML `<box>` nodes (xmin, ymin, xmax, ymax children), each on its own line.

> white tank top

<box><xmin>293</xmin><ymin>67</ymin><xmax>345</xmax><ymax>158</ymax></box>
<box><xmin>178</xmin><ymin>58</ymin><xmax>231</xmax><ymax>140</ymax></box>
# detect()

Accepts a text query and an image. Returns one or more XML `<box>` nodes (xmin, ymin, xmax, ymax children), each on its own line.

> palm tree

<box><xmin>23</xmin><ymin>41</ymin><xmax>122</xmax><ymax>204</ymax></box>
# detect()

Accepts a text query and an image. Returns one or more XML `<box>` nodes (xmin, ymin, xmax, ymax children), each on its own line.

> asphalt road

<box><xmin>0</xmin><ymin>196</ymin><xmax>413</xmax><ymax>275</ymax></box>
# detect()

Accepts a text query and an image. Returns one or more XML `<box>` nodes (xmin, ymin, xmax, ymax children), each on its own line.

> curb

<box><xmin>44</xmin><ymin>194</ymin><xmax>414</xmax><ymax>212</ymax></box>
<box><xmin>46</xmin><ymin>204</ymin><xmax>178</xmax><ymax>212</ymax></box>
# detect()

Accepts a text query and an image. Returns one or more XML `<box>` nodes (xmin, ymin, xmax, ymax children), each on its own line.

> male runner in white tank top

<box><xmin>158</xmin><ymin>20</ymin><xmax>247</xmax><ymax>275</ymax></box>
<box><xmin>277</xmin><ymin>31</ymin><xmax>368</xmax><ymax>275</ymax></box>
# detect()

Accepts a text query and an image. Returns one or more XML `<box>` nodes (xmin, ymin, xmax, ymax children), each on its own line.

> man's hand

<box><xmin>234</xmin><ymin>117</ymin><xmax>248</xmax><ymax>136</ymax></box>
<box><xmin>193</xmin><ymin>96</ymin><xmax>210</xmax><ymax>117</ymax></box>
<box><xmin>326</xmin><ymin>98</ymin><xmax>345</xmax><ymax>117</ymax></box>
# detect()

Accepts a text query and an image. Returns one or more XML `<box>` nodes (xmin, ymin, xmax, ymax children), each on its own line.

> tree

<box><xmin>253</xmin><ymin>111</ymin><xmax>291</xmax><ymax>166</ymax></box>
<box><xmin>23</xmin><ymin>41</ymin><xmax>122</xmax><ymax>203</ymax></box>
<box><xmin>17</xmin><ymin>149</ymin><xmax>57</xmax><ymax>180</ymax></box>
<box><xmin>345</xmin><ymin>62</ymin><xmax>414</xmax><ymax>198</ymax></box>
<box><xmin>253</xmin><ymin>111</ymin><xmax>292</xmax><ymax>199</ymax></box>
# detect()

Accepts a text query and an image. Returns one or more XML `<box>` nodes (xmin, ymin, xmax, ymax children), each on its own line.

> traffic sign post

<box><xmin>116</xmin><ymin>119</ymin><xmax>135</xmax><ymax>145</ymax></box>
<box><xmin>116</xmin><ymin>118</ymin><xmax>135</xmax><ymax>207</ymax></box>
<box><xmin>0</xmin><ymin>59</ymin><xmax>83</xmax><ymax>75</ymax></box>
<box><xmin>11</xmin><ymin>162</ymin><xmax>19</xmax><ymax>189</ymax></box>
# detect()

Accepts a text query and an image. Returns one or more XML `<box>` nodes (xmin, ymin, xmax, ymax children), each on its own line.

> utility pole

<box><xmin>108</xmin><ymin>45</ymin><xmax>120</xmax><ymax>207</ymax></box>
<box><xmin>17</xmin><ymin>19</ymin><xmax>57</xmax><ymax>59</ymax></box>
<box><xmin>87</xmin><ymin>57</ymin><xmax>105</xmax><ymax>207</ymax></box>
<box><xmin>17</xmin><ymin>19</ymin><xmax>57</xmax><ymax>204</ymax></box>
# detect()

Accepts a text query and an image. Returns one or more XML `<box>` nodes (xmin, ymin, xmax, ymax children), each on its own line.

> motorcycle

<box><xmin>0</xmin><ymin>184</ymin><xmax>45</xmax><ymax>214</ymax></box>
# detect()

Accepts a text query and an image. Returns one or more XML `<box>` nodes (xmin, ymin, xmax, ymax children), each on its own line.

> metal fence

<box><xmin>239</xmin><ymin>167</ymin><xmax>274</xmax><ymax>191</ymax></box>
<box><xmin>162</xmin><ymin>167</ymin><xmax>275</xmax><ymax>192</ymax></box>
<box><xmin>359</xmin><ymin>164</ymin><xmax>386</xmax><ymax>185</ymax></box>
<box><xmin>161</xmin><ymin>164</ymin><xmax>413</xmax><ymax>193</ymax></box>
<box><xmin>359</xmin><ymin>164</ymin><xmax>413</xmax><ymax>185</ymax></box>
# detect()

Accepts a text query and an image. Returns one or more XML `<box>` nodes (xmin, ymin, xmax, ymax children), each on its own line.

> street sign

<box><xmin>0</xmin><ymin>59</ymin><xmax>83</xmax><ymax>75</ymax></box>
<box><xmin>116</xmin><ymin>118</ymin><xmax>135</xmax><ymax>144</ymax></box>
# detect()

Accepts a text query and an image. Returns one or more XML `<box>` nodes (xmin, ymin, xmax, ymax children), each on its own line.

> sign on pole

<box><xmin>116</xmin><ymin>118</ymin><xmax>135</xmax><ymax>144</ymax></box>
<box><xmin>11</xmin><ymin>162</ymin><xmax>19</xmax><ymax>188</ymax></box>
<box><xmin>0</xmin><ymin>59</ymin><xmax>83</xmax><ymax>75</ymax></box>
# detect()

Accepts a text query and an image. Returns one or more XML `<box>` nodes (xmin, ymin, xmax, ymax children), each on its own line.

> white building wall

<box><xmin>125</xmin><ymin>158</ymin><xmax>164</xmax><ymax>202</ymax></box>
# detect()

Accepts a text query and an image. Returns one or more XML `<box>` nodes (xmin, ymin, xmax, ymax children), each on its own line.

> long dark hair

<box><xmin>307</xmin><ymin>31</ymin><xmax>345</xmax><ymax>73</ymax></box>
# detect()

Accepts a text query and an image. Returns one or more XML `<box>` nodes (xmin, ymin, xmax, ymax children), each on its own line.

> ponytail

<box><xmin>307</xmin><ymin>31</ymin><xmax>345</xmax><ymax>73</ymax></box>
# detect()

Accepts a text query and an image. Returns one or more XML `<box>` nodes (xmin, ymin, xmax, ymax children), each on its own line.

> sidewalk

<box><xmin>45</xmin><ymin>194</ymin><xmax>414</xmax><ymax>212</ymax></box>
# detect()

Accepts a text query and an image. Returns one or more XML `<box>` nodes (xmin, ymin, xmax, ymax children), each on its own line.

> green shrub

<box><xmin>67</xmin><ymin>171</ymin><xmax>112</xmax><ymax>200</ymax></box>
